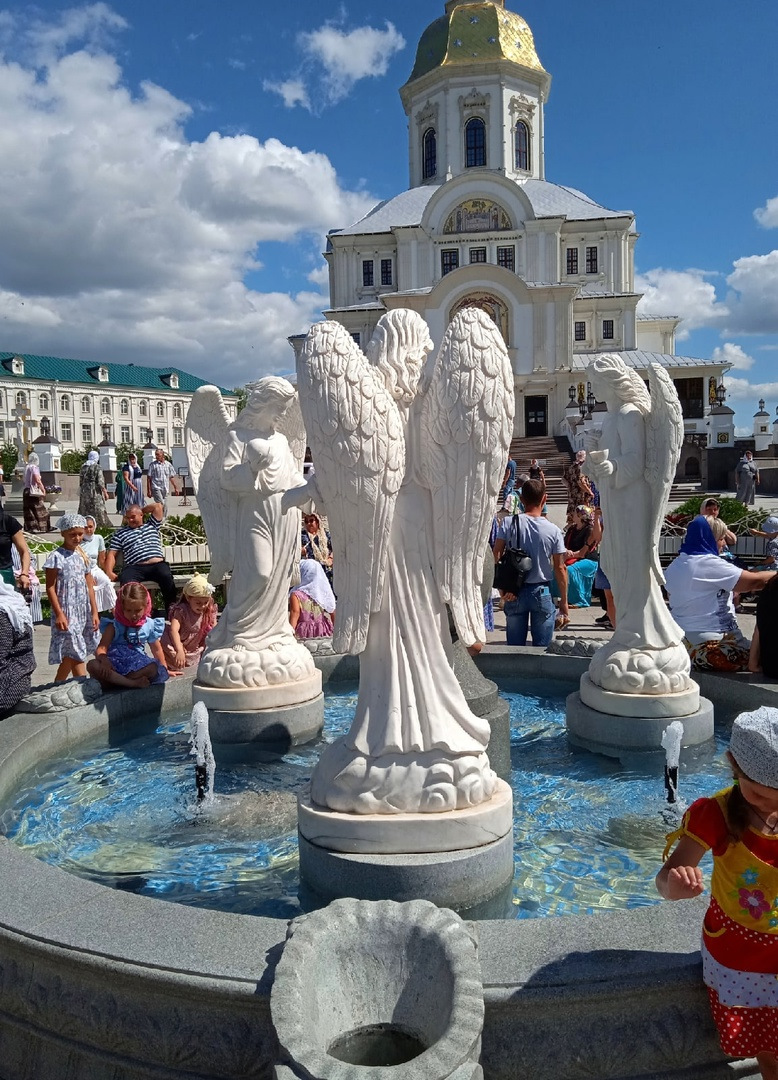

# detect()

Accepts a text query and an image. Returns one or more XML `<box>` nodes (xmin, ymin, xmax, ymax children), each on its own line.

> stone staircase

<box><xmin>507</xmin><ymin>435</ymin><xmax>574</xmax><ymax>504</ymax></box>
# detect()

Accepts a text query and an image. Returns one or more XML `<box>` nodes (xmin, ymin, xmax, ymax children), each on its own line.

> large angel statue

<box><xmin>289</xmin><ymin>307</ymin><xmax>514</xmax><ymax>814</ymax></box>
<box><xmin>585</xmin><ymin>354</ymin><xmax>692</xmax><ymax>696</ymax></box>
<box><xmin>186</xmin><ymin>377</ymin><xmax>317</xmax><ymax>695</ymax></box>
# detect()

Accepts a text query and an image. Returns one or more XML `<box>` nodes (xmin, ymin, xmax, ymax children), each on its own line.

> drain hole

<box><xmin>328</xmin><ymin>1024</ymin><xmax>427</xmax><ymax>1067</ymax></box>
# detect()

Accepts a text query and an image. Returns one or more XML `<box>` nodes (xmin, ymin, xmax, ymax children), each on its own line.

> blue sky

<box><xmin>0</xmin><ymin>0</ymin><xmax>776</xmax><ymax>434</ymax></box>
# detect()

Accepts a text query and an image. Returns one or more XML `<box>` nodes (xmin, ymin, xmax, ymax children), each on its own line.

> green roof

<box><xmin>0</xmin><ymin>353</ymin><xmax>234</xmax><ymax>396</ymax></box>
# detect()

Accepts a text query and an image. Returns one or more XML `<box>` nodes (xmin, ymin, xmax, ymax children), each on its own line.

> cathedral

<box><xmin>297</xmin><ymin>0</ymin><xmax>732</xmax><ymax>470</ymax></box>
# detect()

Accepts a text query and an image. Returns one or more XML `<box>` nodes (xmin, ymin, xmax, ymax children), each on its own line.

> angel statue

<box><xmin>185</xmin><ymin>377</ymin><xmax>317</xmax><ymax>696</ymax></box>
<box><xmin>585</xmin><ymin>354</ymin><xmax>693</xmax><ymax>696</ymax></box>
<box><xmin>288</xmin><ymin>307</ymin><xmax>514</xmax><ymax>814</ymax></box>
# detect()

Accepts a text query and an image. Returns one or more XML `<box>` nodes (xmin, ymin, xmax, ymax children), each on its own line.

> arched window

<box><xmin>60</xmin><ymin>394</ymin><xmax>70</xmax><ymax>412</ymax></box>
<box><xmin>172</xmin><ymin>403</ymin><xmax>182</xmax><ymax>420</ymax></box>
<box><xmin>515</xmin><ymin>121</ymin><xmax>530</xmax><ymax>171</ymax></box>
<box><xmin>38</xmin><ymin>393</ymin><xmax>49</xmax><ymax>411</ymax></box>
<box><xmin>81</xmin><ymin>396</ymin><xmax>92</xmax><ymax>414</ymax></box>
<box><xmin>465</xmin><ymin>117</ymin><xmax>486</xmax><ymax>168</ymax></box>
<box><xmin>100</xmin><ymin>397</ymin><xmax>111</xmax><ymax>415</ymax></box>
<box><xmin>15</xmin><ymin>391</ymin><xmax>26</xmax><ymax>406</ymax></box>
<box><xmin>156</xmin><ymin>401</ymin><xmax>165</xmax><ymax>418</ymax></box>
<box><xmin>120</xmin><ymin>398</ymin><xmax>129</xmax><ymax>416</ymax></box>
<box><xmin>138</xmin><ymin>399</ymin><xmax>148</xmax><ymax>417</ymax></box>
<box><xmin>422</xmin><ymin>128</ymin><xmax>437</xmax><ymax>180</ymax></box>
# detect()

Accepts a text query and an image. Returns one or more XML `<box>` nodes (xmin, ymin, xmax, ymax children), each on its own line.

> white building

<box><xmin>304</xmin><ymin>0</ymin><xmax>732</xmax><ymax>465</ymax></box>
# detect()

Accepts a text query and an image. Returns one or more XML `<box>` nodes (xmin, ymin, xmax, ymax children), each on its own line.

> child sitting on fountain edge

<box><xmin>88</xmin><ymin>583</ymin><xmax>177</xmax><ymax>689</ymax></box>
<box><xmin>657</xmin><ymin>707</ymin><xmax>778</xmax><ymax>1080</ymax></box>
<box><xmin>160</xmin><ymin>573</ymin><xmax>218</xmax><ymax>670</ymax></box>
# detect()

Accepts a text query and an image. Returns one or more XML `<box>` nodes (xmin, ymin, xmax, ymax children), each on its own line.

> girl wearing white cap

<box><xmin>43</xmin><ymin>514</ymin><xmax>99</xmax><ymax>681</ymax></box>
<box><xmin>657</xmin><ymin>708</ymin><xmax>778</xmax><ymax>1078</ymax></box>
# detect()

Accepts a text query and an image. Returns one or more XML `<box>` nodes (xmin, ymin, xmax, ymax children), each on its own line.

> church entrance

<box><xmin>524</xmin><ymin>396</ymin><xmax>548</xmax><ymax>436</ymax></box>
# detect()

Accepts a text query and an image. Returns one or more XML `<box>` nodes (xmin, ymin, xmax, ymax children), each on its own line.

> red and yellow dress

<box><xmin>665</xmin><ymin>787</ymin><xmax>778</xmax><ymax>1056</ymax></box>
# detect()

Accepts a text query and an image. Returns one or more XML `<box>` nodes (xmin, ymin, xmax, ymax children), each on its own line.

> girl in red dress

<box><xmin>657</xmin><ymin>707</ymin><xmax>778</xmax><ymax>1079</ymax></box>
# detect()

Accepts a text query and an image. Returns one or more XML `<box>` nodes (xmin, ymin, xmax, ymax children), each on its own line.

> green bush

<box><xmin>672</xmin><ymin>495</ymin><xmax>751</xmax><ymax>523</ymax></box>
<box><xmin>60</xmin><ymin>447</ymin><xmax>95</xmax><ymax>474</ymax></box>
<box><xmin>0</xmin><ymin>441</ymin><xmax>18</xmax><ymax>476</ymax></box>
<box><xmin>166</xmin><ymin>513</ymin><xmax>207</xmax><ymax>539</ymax></box>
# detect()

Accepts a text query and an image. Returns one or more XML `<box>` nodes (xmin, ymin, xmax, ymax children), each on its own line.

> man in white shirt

<box><xmin>493</xmin><ymin>478</ymin><xmax>568</xmax><ymax>646</ymax></box>
<box><xmin>146</xmin><ymin>449</ymin><xmax>180</xmax><ymax>516</ymax></box>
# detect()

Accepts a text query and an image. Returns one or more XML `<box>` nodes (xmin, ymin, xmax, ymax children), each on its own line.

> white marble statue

<box><xmin>289</xmin><ymin>307</ymin><xmax>514</xmax><ymax>814</ymax></box>
<box><xmin>585</xmin><ymin>354</ymin><xmax>692</xmax><ymax>696</ymax></box>
<box><xmin>186</xmin><ymin>378</ymin><xmax>316</xmax><ymax>691</ymax></box>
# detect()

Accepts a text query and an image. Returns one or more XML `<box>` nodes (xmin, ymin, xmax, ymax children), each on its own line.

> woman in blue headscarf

<box><xmin>664</xmin><ymin>516</ymin><xmax>774</xmax><ymax>671</ymax></box>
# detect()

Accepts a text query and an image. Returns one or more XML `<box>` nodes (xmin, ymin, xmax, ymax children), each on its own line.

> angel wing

<box><xmin>420</xmin><ymin>307</ymin><xmax>515</xmax><ymax>646</ymax></box>
<box><xmin>645</xmin><ymin>363</ymin><xmax>684</xmax><ymax>583</ymax></box>
<box><xmin>275</xmin><ymin>391</ymin><xmax>307</xmax><ymax>473</ymax></box>
<box><xmin>297</xmin><ymin>321</ymin><xmax>404</xmax><ymax>654</ymax></box>
<box><xmin>184</xmin><ymin>386</ymin><xmax>237</xmax><ymax>584</ymax></box>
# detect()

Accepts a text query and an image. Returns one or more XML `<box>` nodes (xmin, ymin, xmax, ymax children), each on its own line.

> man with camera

<box><xmin>493</xmin><ymin>478</ymin><xmax>568</xmax><ymax>647</ymax></box>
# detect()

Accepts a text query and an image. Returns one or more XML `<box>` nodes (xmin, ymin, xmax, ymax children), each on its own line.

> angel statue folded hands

<box><xmin>585</xmin><ymin>354</ymin><xmax>693</xmax><ymax>696</ymax></box>
<box><xmin>185</xmin><ymin>376</ymin><xmax>316</xmax><ymax>692</ymax></box>
<box><xmin>291</xmin><ymin>307</ymin><xmax>515</xmax><ymax>814</ymax></box>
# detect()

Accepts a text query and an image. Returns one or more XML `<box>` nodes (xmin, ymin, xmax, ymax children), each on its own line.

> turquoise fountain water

<box><xmin>2</xmin><ymin>678</ymin><xmax>730</xmax><ymax>920</ymax></box>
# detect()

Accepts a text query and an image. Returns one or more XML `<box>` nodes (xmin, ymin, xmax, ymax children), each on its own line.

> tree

<box><xmin>0</xmin><ymin>442</ymin><xmax>18</xmax><ymax>477</ymax></box>
<box><xmin>233</xmin><ymin>386</ymin><xmax>248</xmax><ymax>414</ymax></box>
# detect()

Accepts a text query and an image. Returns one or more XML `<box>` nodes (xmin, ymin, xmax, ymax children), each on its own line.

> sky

<box><xmin>0</xmin><ymin>0</ymin><xmax>776</xmax><ymax>434</ymax></box>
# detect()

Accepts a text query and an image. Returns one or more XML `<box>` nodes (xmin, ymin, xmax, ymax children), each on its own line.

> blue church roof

<box><xmin>0</xmin><ymin>353</ymin><xmax>234</xmax><ymax>396</ymax></box>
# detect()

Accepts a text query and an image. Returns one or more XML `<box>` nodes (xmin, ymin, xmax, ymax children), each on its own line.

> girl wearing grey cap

<box><xmin>657</xmin><ymin>707</ymin><xmax>778</xmax><ymax>1077</ymax></box>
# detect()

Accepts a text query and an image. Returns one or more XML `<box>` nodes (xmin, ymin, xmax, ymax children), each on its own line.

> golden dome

<box><xmin>406</xmin><ymin>0</ymin><xmax>547</xmax><ymax>84</ymax></box>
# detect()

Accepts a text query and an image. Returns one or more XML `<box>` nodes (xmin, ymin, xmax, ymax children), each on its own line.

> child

<box><xmin>160</xmin><ymin>573</ymin><xmax>218</xmax><ymax>670</ymax></box>
<box><xmin>289</xmin><ymin>559</ymin><xmax>335</xmax><ymax>639</ymax></box>
<box><xmin>87</xmin><ymin>583</ymin><xmax>173</xmax><ymax>688</ymax></box>
<box><xmin>657</xmin><ymin>707</ymin><xmax>778</xmax><ymax>1079</ymax></box>
<box><xmin>44</xmin><ymin>513</ymin><xmax>99</xmax><ymax>681</ymax></box>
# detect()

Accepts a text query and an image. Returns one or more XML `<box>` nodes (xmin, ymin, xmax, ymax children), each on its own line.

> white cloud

<box><xmin>719</xmin><ymin>376</ymin><xmax>778</xmax><ymax>403</ymax></box>
<box><xmin>228</xmin><ymin>58</ymin><xmax>246</xmax><ymax>71</ymax></box>
<box><xmin>263</xmin><ymin>77</ymin><xmax>310</xmax><ymax>111</ymax></box>
<box><xmin>300</xmin><ymin>21</ymin><xmax>406</xmax><ymax>105</ymax></box>
<box><xmin>635</xmin><ymin>267</ymin><xmax>726</xmax><ymax>339</ymax></box>
<box><xmin>711</xmin><ymin>343</ymin><xmax>754</xmax><ymax>371</ymax></box>
<box><xmin>723</xmin><ymin>251</ymin><xmax>778</xmax><ymax>335</ymax></box>
<box><xmin>0</xmin><ymin>9</ymin><xmax>376</xmax><ymax>385</ymax></box>
<box><xmin>266</xmin><ymin>20</ymin><xmax>406</xmax><ymax>110</ymax></box>
<box><xmin>755</xmin><ymin>195</ymin><xmax>778</xmax><ymax>229</ymax></box>
<box><xmin>307</xmin><ymin>264</ymin><xmax>330</xmax><ymax>288</ymax></box>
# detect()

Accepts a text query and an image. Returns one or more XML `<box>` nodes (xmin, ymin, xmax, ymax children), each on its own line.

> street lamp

<box><xmin>145</xmin><ymin>427</ymin><xmax>154</xmax><ymax>445</ymax></box>
<box><xmin>716</xmin><ymin>382</ymin><xmax>726</xmax><ymax>406</ymax></box>
<box><xmin>586</xmin><ymin>388</ymin><xmax>596</xmax><ymax>415</ymax></box>
<box><xmin>568</xmin><ymin>384</ymin><xmax>576</xmax><ymax>404</ymax></box>
<box><xmin>578</xmin><ymin>400</ymin><xmax>588</xmax><ymax>420</ymax></box>
<box><xmin>101</xmin><ymin>422</ymin><xmax>112</xmax><ymax>444</ymax></box>
<box><xmin>40</xmin><ymin>416</ymin><xmax>51</xmax><ymax>438</ymax></box>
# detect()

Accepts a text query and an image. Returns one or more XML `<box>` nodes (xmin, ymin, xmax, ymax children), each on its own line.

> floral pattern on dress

<box><xmin>729</xmin><ymin>867</ymin><xmax>778</xmax><ymax>925</ymax></box>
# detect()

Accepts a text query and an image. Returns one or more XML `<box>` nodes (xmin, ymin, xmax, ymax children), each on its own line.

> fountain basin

<box><xmin>0</xmin><ymin>653</ymin><xmax>772</xmax><ymax>1078</ymax></box>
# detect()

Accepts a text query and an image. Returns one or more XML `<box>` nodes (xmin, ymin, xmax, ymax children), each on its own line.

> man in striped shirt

<box><xmin>104</xmin><ymin>502</ymin><xmax>177</xmax><ymax>613</ymax></box>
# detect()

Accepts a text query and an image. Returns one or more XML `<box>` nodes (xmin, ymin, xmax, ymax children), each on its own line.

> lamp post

<box><xmin>586</xmin><ymin>388</ymin><xmax>596</xmax><ymax>416</ymax></box>
<box><xmin>568</xmin><ymin>384</ymin><xmax>576</xmax><ymax>405</ymax></box>
<box><xmin>716</xmin><ymin>382</ymin><xmax>726</xmax><ymax>407</ymax></box>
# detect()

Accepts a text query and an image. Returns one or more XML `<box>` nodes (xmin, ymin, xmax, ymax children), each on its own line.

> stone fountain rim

<box><xmin>0</xmin><ymin>650</ymin><xmax>774</xmax><ymax>994</ymax></box>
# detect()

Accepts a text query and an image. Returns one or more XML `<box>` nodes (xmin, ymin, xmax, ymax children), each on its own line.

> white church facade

<box><xmin>301</xmin><ymin>0</ymin><xmax>733</xmax><ymax>465</ymax></box>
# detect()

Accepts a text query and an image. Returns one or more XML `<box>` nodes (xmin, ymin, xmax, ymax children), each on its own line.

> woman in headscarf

<box><xmin>564</xmin><ymin>450</ymin><xmax>593</xmax><ymax>522</ymax></box>
<box><xmin>559</xmin><ymin>504</ymin><xmax>599</xmax><ymax>607</ymax></box>
<box><xmin>289</xmin><ymin>559</ymin><xmax>335</xmax><ymax>639</ymax></box>
<box><xmin>0</xmin><ymin>580</ymin><xmax>35</xmax><ymax>718</ymax></box>
<box><xmin>301</xmin><ymin>512</ymin><xmax>334</xmax><ymax>585</ymax></box>
<box><xmin>664</xmin><ymin>515</ymin><xmax>774</xmax><ymax>672</ymax></box>
<box><xmin>79</xmin><ymin>515</ymin><xmax>117</xmax><ymax>612</ymax></box>
<box><xmin>22</xmin><ymin>452</ymin><xmax>50</xmax><ymax>533</ymax></box>
<box><xmin>121</xmin><ymin>453</ymin><xmax>144</xmax><ymax>513</ymax></box>
<box><xmin>78</xmin><ymin>450</ymin><xmax>111</xmax><ymax>527</ymax></box>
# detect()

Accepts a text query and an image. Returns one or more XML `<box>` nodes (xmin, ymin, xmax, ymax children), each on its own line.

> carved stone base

<box><xmin>197</xmin><ymin>639</ymin><xmax>316</xmax><ymax>690</ymax></box>
<box><xmin>298</xmin><ymin>830</ymin><xmax>515</xmax><ymax>911</ymax></box>
<box><xmin>192</xmin><ymin>689</ymin><xmax>324</xmax><ymax>761</ymax></box>
<box><xmin>588</xmin><ymin>639</ymin><xmax>693</xmax><ymax>697</ymax></box>
<box><xmin>193</xmin><ymin>671</ymin><xmax>322</xmax><ymax>712</ymax></box>
<box><xmin>565</xmin><ymin>690</ymin><xmax>714</xmax><ymax>759</ymax></box>
<box><xmin>579</xmin><ymin>672</ymin><xmax>700</xmax><ymax>718</ymax></box>
<box><xmin>298</xmin><ymin>778</ymin><xmax>513</xmax><ymax>854</ymax></box>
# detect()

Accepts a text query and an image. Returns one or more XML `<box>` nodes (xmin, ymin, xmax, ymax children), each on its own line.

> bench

<box><xmin>658</xmin><ymin>533</ymin><xmax>768</xmax><ymax>567</ymax></box>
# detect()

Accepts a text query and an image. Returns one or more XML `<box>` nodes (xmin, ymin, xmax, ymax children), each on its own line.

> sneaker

<box><xmin>594</xmin><ymin>614</ymin><xmax>611</xmax><ymax>625</ymax></box>
<box><xmin>595</xmin><ymin>616</ymin><xmax>613</xmax><ymax>630</ymax></box>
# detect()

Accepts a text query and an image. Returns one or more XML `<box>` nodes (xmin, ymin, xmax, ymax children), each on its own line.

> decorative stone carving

<box><xmin>186</xmin><ymin>379</ymin><xmax>322</xmax><ymax>719</ymax></box>
<box><xmin>508</xmin><ymin>92</ymin><xmax>536</xmax><ymax>121</ymax></box>
<box><xmin>292</xmin><ymin>308</ymin><xmax>514</xmax><ymax>814</ymax></box>
<box><xmin>17</xmin><ymin>677</ymin><xmax>104</xmax><ymax>712</ymax></box>
<box><xmin>271</xmin><ymin>899</ymin><xmax>484</xmax><ymax>1080</ymax></box>
<box><xmin>546</xmin><ymin>635</ymin><xmax>602</xmax><ymax>658</ymax></box>
<box><xmin>584</xmin><ymin>355</ymin><xmax>693</xmax><ymax>698</ymax></box>
<box><xmin>416</xmin><ymin>98</ymin><xmax>439</xmax><ymax>129</ymax></box>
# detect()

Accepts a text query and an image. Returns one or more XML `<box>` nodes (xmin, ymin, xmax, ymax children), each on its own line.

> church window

<box><xmin>465</xmin><ymin>118</ymin><xmax>486</xmax><ymax>168</ymax></box>
<box><xmin>497</xmin><ymin>246</ymin><xmax>515</xmax><ymax>272</ymax></box>
<box><xmin>469</xmin><ymin>247</ymin><xmax>487</xmax><ymax>264</ymax></box>
<box><xmin>101</xmin><ymin>397</ymin><xmax>111</xmax><ymax>415</ymax></box>
<box><xmin>566</xmin><ymin>248</ymin><xmax>579</xmax><ymax>275</ymax></box>
<box><xmin>380</xmin><ymin>259</ymin><xmax>393</xmax><ymax>286</ymax></box>
<box><xmin>15</xmin><ymin>391</ymin><xmax>26</xmax><ymax>406</ymax></box>
<box><xmin>362</xmin><ymin>260</ymin><xmax>374</xmax><ymax>287</ymax></box>
<box><xmin>38</xmin><ymin>393</ymin><xmax>49</xmax><ymax>411</ymax></box>
<box><xmin>674</xmin><ymin>378</ymin><xmax>704</xmax><ymax>420</ymax></box>
<box><xmin>60</xmin><ymin>394</ymin><xmax>71</xmax><ymax>412</ymax></box>
<box><xmin>120</xmin><ymin>398</ymin><xmax>129</xmax><ymax>416</ymax></box>
<box><xmin>120</xmin><ymin>425</ymin><xmax>131</xmax><ymax>443</ymax></box>
<box><xmin>602</xmin><ymin>320</ymin><xmax>614</xmax><ymax>340</ymax></box>
<box><xmin>574</xmin><ymin>321</ymin><xmax>586</xmax><ymax>342</ymax></box>
<box><xmin>81</xmin><ymin>396</ymin><xmax>92</xmax><ymax>414</ymax></box>
<box><xmin>156</xmin><ymin>401</ymin><xmax>165</xmax><ymax>418</ymax></box>
<box><xmin>173</xmin><ymin>427</ymin><xmax>183</xmax><ymax>446</ymax></box>
<box><xmin>61</xmin><ymin>423</ymin><xmax>73</xmax><ymax>442</ymax></box>
<box><xmin>422</xmin><ymin>128</ymin><xmax>437</xmax><ymax>180</ymax></box>
<box><xmin>173</xmin><ymin>403</ymin><xmax>183</xmax><ymax>420</ymax></box>
<box><xmin>515</xmin><ymin>121</ymin><xmax>530</xmax><ymax>171</ymax></box>
<box><xmin>81</xmin><ymin>424</ymin><xmax>93</xmax><ymax>445</ymax></box>
<box><xmin>586</xmin><ymin>246</ymin><xmax>599</xmax><ymax>274</ymax></box>
<box><xmin>441</xmin><ymin>250</ymin><xmax>460</xmax><ymax>276</ymax></box>
<box><xmin>138</xmin><ymin>400</ymin><xmax>148</xmax><ymax>417</ymax></box>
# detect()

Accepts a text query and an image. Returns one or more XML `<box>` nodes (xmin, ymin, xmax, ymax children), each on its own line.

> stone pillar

<box><xmin>753</xmin><ymin>399</ymin><xmax>772</xmax><ymax>453</ymax></box>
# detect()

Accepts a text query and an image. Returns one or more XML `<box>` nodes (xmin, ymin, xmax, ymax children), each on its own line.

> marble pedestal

<box><xmin>297</xmin><ymin>778</ymin><xmax>514</xmax><ymax>912</ymax></box>
<box><xmin>566</xmin><ymin>673</ymin><xmax>714</xmax><ymax>760</ymax></box>
<box><xmin>192</xmin><ymin>672</ymin><xmax>323</xmax><ymax>761</ymax></box>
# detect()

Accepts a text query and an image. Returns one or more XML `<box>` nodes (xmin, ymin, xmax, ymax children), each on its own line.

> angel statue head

<box><xmin>588</xmin><ymin>353</ymin><xmax>651</xmax><ymax>416</ymax></box>
<box><xmin>240</xmin><ymin>376</ymin><xmax>296</xmax><ymax>430</ymax></box>
<box><xmin>365</xmin><ymin>309</ymin><xmax>434</xmax><ymax>405</ymax></box>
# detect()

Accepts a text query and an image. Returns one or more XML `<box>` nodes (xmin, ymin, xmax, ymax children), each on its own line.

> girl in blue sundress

<box><xmin>87</xmin><ymin>583</ymin><xmax>176</xmax><ymax>689</ymax></box>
